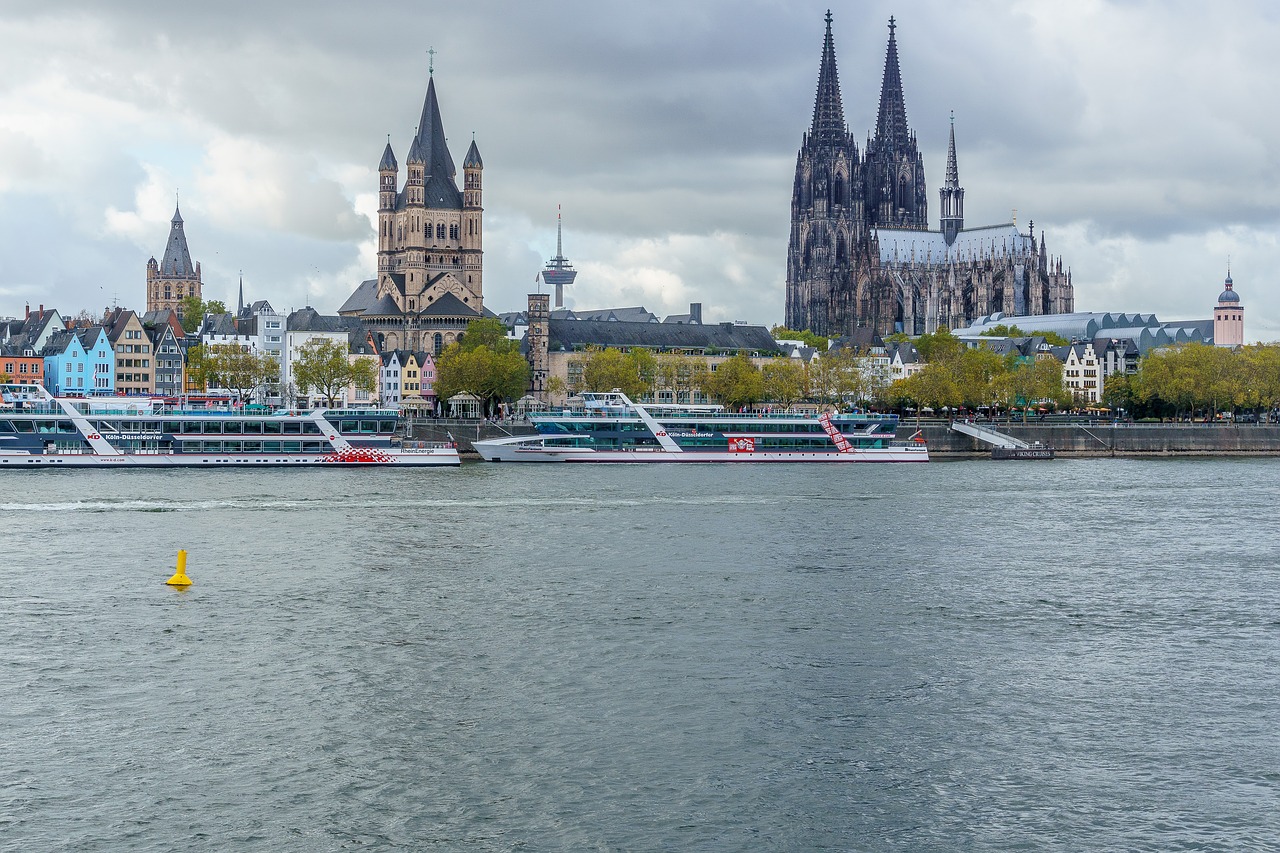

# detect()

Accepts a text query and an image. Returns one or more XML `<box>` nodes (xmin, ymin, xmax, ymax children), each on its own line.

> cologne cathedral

<box><xmin>785</xmin><ymin>14</ymin><xmax>1074</xmax><ymax>337</ymax></box>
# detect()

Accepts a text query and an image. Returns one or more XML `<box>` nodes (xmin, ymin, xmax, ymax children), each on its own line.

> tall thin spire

<box><xmin>939</xmin><ymin>111</ymin><xmax>964</xmax><ymax>246</ymax></box>
<box><xmin>809</xmin><ymin>10</ymin><xmax>847</xmax><ymax>144</ymax></box>
<box><xmin>237</xmin><ymin>273</ymin><xmax>244</xmax><ymax>316</ymax></box>
<box><xmin>874</xmin><ymin>16</ymin><xmax>911</xmax><ymax>150</ymax></box>
<box><xmin>944</xmin><ymin>111</ymin><xmax>960</xmax><ymax>188</ymax></box>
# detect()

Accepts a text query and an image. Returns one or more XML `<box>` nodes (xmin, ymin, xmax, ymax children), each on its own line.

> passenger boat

<box><xmin>473</xmin><ymin>392</ymin><xmax>928</xmax><ymax>463</ymax></box>
<box><xmin>0</xmin><ymin>383</ymin><xmax>459</xmax><ymax>467</ymax></box>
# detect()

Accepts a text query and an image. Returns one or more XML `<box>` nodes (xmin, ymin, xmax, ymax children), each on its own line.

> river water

<box><xmin>2</xmin><ymin>458</ymin><xmax>1279</xmax><ymax>851</ymax></box>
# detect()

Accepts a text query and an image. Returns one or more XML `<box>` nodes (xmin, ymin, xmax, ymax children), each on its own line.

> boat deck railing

<box><xmin>531</xmin><ymin>410</ymin><xmax>898</xmax><ymax>422</ymax></box>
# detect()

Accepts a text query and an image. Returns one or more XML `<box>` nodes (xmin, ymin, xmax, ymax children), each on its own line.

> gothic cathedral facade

<box><xmin>786</xmin><ymin>14</ymin><xmax>1073</xmax><ymax>337</ymax></box>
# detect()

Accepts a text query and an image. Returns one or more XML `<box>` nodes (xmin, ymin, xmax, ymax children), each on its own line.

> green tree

<box><xmin>292</xmin><ymin>338</ymin><xmax>373</xmax><ymax>408</ymax></box>
<box><xmin>580</xmin><ymin>347</ymin><xmax>646</xmax><ymax>398</ymax></box>
<box><xmin>193</xmin><ymin>343</ymin><xmax>279</xmax><ymax>402</ymax></box>
<box><xmin>913</xmin><ymin>326</ymin><xmax>964</xmax><ymax>365</ymax></box>
<box><xmin>761</xmin><ymin>359</ymin><xmax>806</xmax><ymax>407</ymax></box>
<box><xmin>435</xmin><ymin>318</ymin><xmax>532</xmax><ymax>416</ymax></box>
<box><xmin>178</xmin><ymin>297</ymin><xmax>227</xmax><ymax>333</ymax></box>
<box><xmin>702</xmin><ymin>352</ymin><xmax>764</xmax><ymax>409</ymax></box>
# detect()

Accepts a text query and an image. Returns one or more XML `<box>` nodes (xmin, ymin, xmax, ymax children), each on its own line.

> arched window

<box><xmin>834</xmin><ymin>176</ymin><xmax>845</xmax><ymax>207</ymax></box>
<box><xmin>836</xmin><ymin>233</ymin><xmax>847</xmax><ymax>264</ymax></box>
<box><xmin>433</xmin><ymin>333</ymin><xmax>443</xmax><ymax>355</ymax></box>
<box><xmin>436</xmin><ymin>224</ymin><xmax>446</xmax><ymax>240</ymax></box>
<box><xmin>449</xmin><ymin>223</ymin><xmax>459</xmax><ymax>240</ymax></box>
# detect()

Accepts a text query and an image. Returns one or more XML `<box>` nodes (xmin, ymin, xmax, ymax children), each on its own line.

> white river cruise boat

<box><xmin>0</xmin><ymin>383</ymin><xmax>459</xmax><ymax>468</ymax></box>
<box><xmin>474</xmin><ymin>392</ymin><xmax>928</xmax><ymax>463</ymax></box>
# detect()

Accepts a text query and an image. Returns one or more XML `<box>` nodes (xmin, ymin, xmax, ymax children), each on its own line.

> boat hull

<box><xmin>0</xmin><ymin>450</ymin><xmax>460</xmax><ymax>468</ymax></box>
<box><xmin>473</xmin><ymin>437</ymin><xmax>927</xmax><ymax>463</ymax></box>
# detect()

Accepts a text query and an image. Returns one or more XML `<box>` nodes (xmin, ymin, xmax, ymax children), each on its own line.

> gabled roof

<box><xmin>362</xmin><ymin>294</ymin><xmax>405</xmax><ymax>317</ymax></box>
<box><xmin>563</xmin><ymin>306</ymin><xmax>659</xmax><ymax>323</ymax></box>
<box><xmin>41</xmin><ymin>329</ymin><xmax>84</xmax><ymax>357</ymax></box>
<box><xmin>199</xmin><ymin>313</ymin><xmax>239</xmax><ymax>337</ymax></box>
<box><xmin>338</xmin><ymin>279</ymin><xmax>379</xmax><ymax>315</ymax></box>
<box><xmin>829</xmin><ymin>327</ymin><xmax>885</xmax><ymax>353</ymax></box>
<box><xmin>104</xmin><ymin>308</ymin><xmax>140</xmax><ymax>344</ymax></box>
<box><xmin>418</xmin><ymin>291</ymin><xmax>480</xmax><ymax>318</ymax></box>
<box><xmin>76</xmin><ymin>326</ymin><xmax>110</xmax><ymax>351</ymax></box>
<box><xmin>287</xmin><ymin>307</ymin><xmax>361</xmax><ymax>334</ymax></box>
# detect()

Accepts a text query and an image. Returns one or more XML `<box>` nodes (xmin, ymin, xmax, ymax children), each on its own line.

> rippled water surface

<box><xmin>3</xmin><ymin>459</ymin><xmax>1279</xmax><ymax>851</ymax></box>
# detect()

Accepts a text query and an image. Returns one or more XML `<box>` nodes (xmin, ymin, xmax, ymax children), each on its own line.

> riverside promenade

<box><xmin>407</xmin><ymin>416</ymin><xmax>1280</xmax><ymax>458</ymax></box>
<box><xmin>920</xmin><ymin>419</ymin><xmax>1280</xmax><ymax>457</ymax></box>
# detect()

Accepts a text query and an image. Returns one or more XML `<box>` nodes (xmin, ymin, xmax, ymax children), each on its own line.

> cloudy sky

<box><xmin>1</xmin><ymin>0</ymin><xmax>1277</xmax><ymax>339</ymax></box>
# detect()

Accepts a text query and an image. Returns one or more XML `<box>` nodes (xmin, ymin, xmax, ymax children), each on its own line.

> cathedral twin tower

<box><xmin>786</xmin><ymin>14</ymin><xmax>1073</xmax><ymax>337</ymax></box>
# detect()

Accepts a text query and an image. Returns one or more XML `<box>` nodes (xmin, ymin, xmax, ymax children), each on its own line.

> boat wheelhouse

<box><xmin>0</xmin><ymin>384</ymin><xmax>458</xmax><ymax>467</ymax></box>
<box><xmin>474</xmin><ymin>391</ymin><xmax>927</xmax><ymax>463</ymax></box>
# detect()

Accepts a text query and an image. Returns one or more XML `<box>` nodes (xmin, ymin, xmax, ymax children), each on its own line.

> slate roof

<box><xmin>419</xmin><ymin>292</ymin><xmax>480</xmax><ymax>318</ymax></box>
<box><xmin>159</xmin><ymin>205</ymin><xmax>198</xmax><ymax>278</ymax></box>
<box><xmin>199</xmin><ymin>313</ymin><xmax>239</xmax><ymax>337</ymax></box>
<box><xmin>379</xmin><ymin>142</ymin><xmax>398</xmax><ymax>171</ymax></box>
<box><xmin>338</xmin><ymin>279</ymin><xmax>379</xmax><ymax>315</ymax></box>
<box><xmin>362</xmin><ymin>294</ymin><xmax>404</xmax><ymax>317</ymax></box>
<box><xmin>545</xmin><ymin>319</ymin><xmax>779</xmax><ymax>353</ymax></box>
<box><xmin>829</xmin><ymin>328</ymin><xmax>884</xmax><ymax>353</ymax></box>
<box><xmin>396</xmin><ymin>76</ymin><xmax>463</xmax><ymax>211</ymax></box>
<box><xmin>558</xmin><ymin>307</ymin><xmax>658</xmax><ymax>323</ymax></box>
<box><xmin>41</xmin><ymin>329</ymin><xmax>81</xmax><ymax>356</ymax></box>
<box><xmin>463</xmin><ymin>139</ymin><xmax>483</xmax><ymax>169</ymax></box>
<box><xmin>287</xmin><ymin>307</ymin><xmax>364</xmax><ymax>334</ymax></box>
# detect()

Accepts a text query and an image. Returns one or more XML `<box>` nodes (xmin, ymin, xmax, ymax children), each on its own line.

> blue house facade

<box><xmin>42</xmin><ymin>326</ymin><xmax>116</xmax><ymax>396</ymax></box>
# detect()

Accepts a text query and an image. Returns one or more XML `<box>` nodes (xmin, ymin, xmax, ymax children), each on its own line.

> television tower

<box><xmin>540</xmin><ymin>207</ymin><xmax>577</xmax><ymax>309</ymax></box>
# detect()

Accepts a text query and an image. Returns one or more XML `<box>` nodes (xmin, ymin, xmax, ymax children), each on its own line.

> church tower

<box><xmin>145</xmin><ymin>204</ymin><xmax>202</xmax><ymax>320</ymax></box>
<box><xmin>785</xmin><ymin>11</ymin><xmax>866</xmax><ymax>335</ymax></box>
<box><xmin>365</xmin><ymin>68</ymin><xmax>484</xmax><ymax>352</ymax></box>
<box><xmin>1213</xmin><ymin>267</ymin><xmax>1244</xmax><ymax>347</ymax></box>
<box><xmin>939</xmin><ymin>114</ymin><xmax>964</xmax><ymax>246</ymax></box>
<box><xmin>864</xmin><ymin>18</ymin><xmax>927</xmax><ymax>231</ymax></box>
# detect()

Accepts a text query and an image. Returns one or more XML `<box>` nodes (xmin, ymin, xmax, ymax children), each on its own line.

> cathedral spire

<box><xmin>809</xmin><ymin>10</ymin><xmax>847</xmax><ymax>144</ymax></box>
<box><xmin>939</xmin><ymin>112</ymin><xmax>964</xmax><ymax>246</ymax></box>
<box><xmin>874</xmin><ymin>17</ymin><xmax>911</xmax><ymax>151</ymax></box>
<box><xmin>944</xmin><ymin>111</ymin><xmax>960</xmax><ymax>188</ymax></box>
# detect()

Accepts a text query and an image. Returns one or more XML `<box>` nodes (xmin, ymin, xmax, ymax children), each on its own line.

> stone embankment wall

<box><xmin>405</xmin><ymin>420</ymin><xmax>534</xmax><ymax>454</ymax></box>
<box><xmin>408</xmin><ymin>418</ymin><xmax>1280</xmax><ymax>458</ymax></box>
<box><xmin>920</xmin><ymin>421</ymin><xmax>1280</xmax><ymax>457</ymax></box>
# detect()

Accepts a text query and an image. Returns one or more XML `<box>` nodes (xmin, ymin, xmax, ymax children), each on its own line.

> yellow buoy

<box><xmin>165</xmin><ymin>550</ymin><xmax>192</xmax><ymax>586</ymax></box>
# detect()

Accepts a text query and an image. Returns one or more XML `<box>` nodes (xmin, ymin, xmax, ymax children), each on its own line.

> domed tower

<box><xmin>1213</xmin><ymin>266</ymin><xmax>1244</xmax><ymax>347</ymax></box>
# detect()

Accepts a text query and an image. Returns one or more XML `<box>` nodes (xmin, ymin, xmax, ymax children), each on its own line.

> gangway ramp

<box><xmin>950</xmin><ymin>421</ymin><xmax>1030</xmax><ymax>449</ymax></box>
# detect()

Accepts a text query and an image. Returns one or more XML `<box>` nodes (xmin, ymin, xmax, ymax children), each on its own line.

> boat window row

<box><xmin>149</xmin><ymin>420</ymin><xmax>325</xmax><ymax>435</ymax></box>
<box><xmin>0</xmin><ymin>419</ymin><xmax>77</xmax><ymax>434</ymax></box>
<box><xmin>179</xmin><ymin>440</ymin><xmax>331</xmax><ymax>453</ymax></box>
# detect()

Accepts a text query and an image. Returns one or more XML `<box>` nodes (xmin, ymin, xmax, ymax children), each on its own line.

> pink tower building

<box><xmin>1213</xmin><ymin>268</ymin><xmax>1244</xmax><ymax>347</ymax></box>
